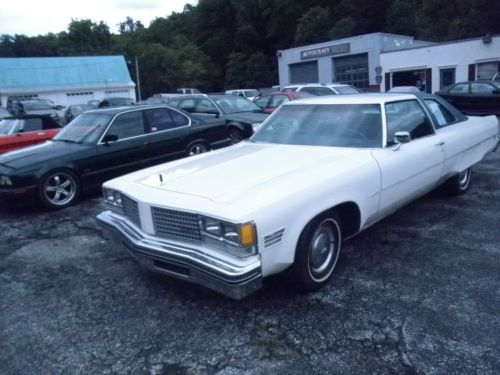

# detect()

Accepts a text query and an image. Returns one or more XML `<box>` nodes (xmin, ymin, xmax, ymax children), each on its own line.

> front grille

<box><xmin>122</xmin><ymin>195</ymin><xmax>141</xmax><ymax>228</ymax></box>
<box><xmin>151</xmin><ymin>207</ymin><xmax>202</xmax><ymax>242</ymax></box>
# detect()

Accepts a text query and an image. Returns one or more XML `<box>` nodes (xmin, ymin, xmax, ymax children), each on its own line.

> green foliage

<box><xmin>0</xmin><ymin>0</ymin><xmax>498</xmax><ymax>96</ymax></box>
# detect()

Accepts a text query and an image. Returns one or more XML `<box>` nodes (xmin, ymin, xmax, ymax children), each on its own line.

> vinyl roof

<box><xmin>0</xmin><ymin>56</ymin><xmax>135</xmax><ymax>94</ymax></box>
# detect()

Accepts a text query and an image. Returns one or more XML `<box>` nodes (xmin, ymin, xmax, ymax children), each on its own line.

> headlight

<box><xmin>202</xmin><ymin>217</ymin><xmax>257</xmax><ymax>258</ymax></box>
<box><xmin>251</xmin><ymin>123</ymin><xmax>262</xmax><ymax>133</ymax></box>
<box><xmin>0</xmin><ymin>175</ymin><xmax>13</xmax><ymax>186</ymax></box>
<box><xmin>103</xmin><ymin>188</ymin><xmax>123</xmax><ymax>214</ymax></box>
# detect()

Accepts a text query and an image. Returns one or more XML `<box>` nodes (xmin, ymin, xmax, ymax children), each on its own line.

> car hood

<box><xmin>124</xmin><ymin>142</ymin><xmax>372</xmax><ymax>204</ymax></box>
<box><xmin>224</xmin><ymin>112</ymin><xmax>269</xmax><ymax>124</ymax></box>
<box><xmin>0</xmin><ymin>141</ymin><xmax>83</xmax><ymax>169</ymax></box>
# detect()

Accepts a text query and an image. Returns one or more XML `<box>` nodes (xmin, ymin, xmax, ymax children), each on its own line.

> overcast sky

<box><xmin>0</xmin><ymin>0</ymin><xmax>197</xmax><ymax>36</ymax></box>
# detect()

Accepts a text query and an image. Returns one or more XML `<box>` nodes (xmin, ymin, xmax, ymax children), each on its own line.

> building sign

<box><xmin>301</xmin><ymin>43</ymin><xmax>350</xmax><ymax>60</ymax></box>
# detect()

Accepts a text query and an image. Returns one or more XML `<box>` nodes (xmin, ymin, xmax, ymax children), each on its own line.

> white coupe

<box><xmin>97</xmin><ymin>93</ymin><xmax>499</xmax><ymax>299</ymax></box>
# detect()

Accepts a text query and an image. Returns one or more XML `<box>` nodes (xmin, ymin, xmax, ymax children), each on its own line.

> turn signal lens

<box><xmin>240</xmin><ymin>223</ymin><xmax>256</xmax><ymax>247</ymax></box>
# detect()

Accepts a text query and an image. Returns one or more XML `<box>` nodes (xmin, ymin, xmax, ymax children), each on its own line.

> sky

<box><xmin>0</xmin><ymin>0</ymin><xmax>197</xmax><ymax>36</ymax></box>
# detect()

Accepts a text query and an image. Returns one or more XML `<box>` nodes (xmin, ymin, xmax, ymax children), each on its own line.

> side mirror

<box><xmin>394</xmin><ymin>131</ymin><xmax>411</xmax><ymax>144</ymax></box>
<box><xmin>102</xmin><ymin>134</ymin><xmax>118</xmax><ymax>144</ymax></box>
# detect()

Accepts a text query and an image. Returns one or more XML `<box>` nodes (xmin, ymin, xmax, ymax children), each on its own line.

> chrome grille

<box><xmin>151</xmin><ymin>207</ymin><xmax>202</xmax><ymax>242</ymax></box>
<box><xmin>122</xmin><ymin>195</ymin><xmax>141</xmax><ymax>228</ymax></box>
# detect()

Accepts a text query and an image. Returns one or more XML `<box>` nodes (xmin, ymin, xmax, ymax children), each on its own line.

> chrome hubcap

<box><xmin>309</xmin><ymin>220</ymin><xmax>337</xmax><ymax>277</ymax></box>
<box><xmin>229</xmin><ymin>131</ymin><xmax>242</xmax><ymax>144</ymax></box>
<box><xmin>458</xmin><ymin>168</ymin><xmax>470</xmax><ymax>187</ymax></box>
<box><xmin>44</xmin><ymin>173</ymin><xmax>76</xmax><ymax>205</ymax></box>
<box><xmin>189</xmin><ymin>144</ymin><xmax>207</xmax><ymax>156</ymax></box>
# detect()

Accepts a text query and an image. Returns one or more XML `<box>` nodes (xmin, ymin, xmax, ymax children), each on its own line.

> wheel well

<box><xmin>187</xmin><ymin>139</ymin><xmax>210</xmax><ymax>149</ymax></box>
<box><xmin>227</xmin><ymin>123</ymin><xmax>244</xmax><ymax>132</ymax></box>
<box><xmin>331</xmin><ymin>202</ymin><xmax>361</xmax><ymax>238</ymax></box>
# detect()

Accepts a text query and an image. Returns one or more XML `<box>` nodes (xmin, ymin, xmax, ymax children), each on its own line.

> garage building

<box><xmin>0</xmin><ymin>55</ymin><xmax>136</xmax><ymax>108</ymax></box>
<box><xmin>380</xmin><ymin>35</ymin><xmax>500</xmax><ymax>93</ymax></box>
<box><xmin>277</xmin><ymin>33</ymin><xmax>433</xmax><ymax>90</ymax></box>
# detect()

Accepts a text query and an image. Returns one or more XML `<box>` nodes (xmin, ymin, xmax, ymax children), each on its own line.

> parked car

<box><xmin>97</xmin><ymin>97</ymin><xmax>135</xmax><ymax>108</ymax></box>
<box><xmin>87</xmin><ymin>100</ymin><xmax>101</xmax><ymax>108</ymax></box>
<box><xmin>0</xmin><ymin>105</ymin><xmax>233</xmax><ymax>209</ymax></box>
<box><xmin>0</xmin><ymin>115</ymin><xmax>62</xmax><ymax>154</ymax></box>
<box><xmin>282</xmin><ymin>83</ymin><xmax>360</xmax><ymax>96</ymax></box>
<box><xmin>436</xmin><ymin>81</ymin><xmax>500</xmax><ymax>116</ymax></box>
<box><xmin>168</xmin><ymin>94</ymin><xmax>269</xmax><ymax>142</ymax></box>
<box><xmin>96</xmin><ymin>93</ymin><xmax>499</xmax><ymax>299</ymax></box>
<box><xmin>254</xmin><ymin>92</ymin><xmax>315</xmax><ymax>113</ymax></box>
<box><xmin>14</xmin><ymin>99</ymin><xmax>60</xmax><ymax>121</ymax></box>
<box><xmin>0</xmin><ymin>107</ymin><xmax>10</xmax><ymax>120</ymax></box>
<box><xmin>64</xmin><ymin>104</ymin><xmax>93</xmax><ymax>124</ymax></box>
<box><xmin>225</xmin><ymin>89</ymin><xmax>260</xmax><ymax>101</ymax></box>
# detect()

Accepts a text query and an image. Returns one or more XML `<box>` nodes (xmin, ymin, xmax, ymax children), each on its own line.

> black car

<box><xmin>98</xmin><ymin>97</ymin><xmax>135</xmax><ymax>108</ymax></box>
<box><xmin>436</xmin><ymin>81</ymin><xmax>500</xmax><ymax>116</ymax></box>
<box><xmin>0</xmin><ymin>105</ymin><xmax>231</xmax><ymax>209</ymax></box>
<box><xmin>167</xmin><ymin>94</ymin><xmax>269</xmax><ymax>142</ymax></box>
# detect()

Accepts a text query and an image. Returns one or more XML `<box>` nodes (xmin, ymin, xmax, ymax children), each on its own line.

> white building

<box><xmin>277</xmin><ymin>33</ymin><xmax>433</xmax><ymax>91</ymax></box>
<box><xmin>380</xmin><ymin>35</ymin><xmax>500</xmax><ymax>93</ymax></box>
<box><xmin>0</xmin><ymin>55</ymin><xmax>136</xmax><ymax>108</ymax></box>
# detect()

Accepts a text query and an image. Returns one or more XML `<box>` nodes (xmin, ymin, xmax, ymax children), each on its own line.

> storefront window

<box><xmin>477</xmin><ymin>62</ymin><xmax>498</xmax><ymax>80</ymax></box>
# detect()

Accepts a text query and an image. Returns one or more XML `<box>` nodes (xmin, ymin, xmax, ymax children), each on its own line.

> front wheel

<box><xmin>291</xmin><ymin>212</ymin><xmax>342</xmax><ymax>291</ymax></box>
<box><xmin>38</xmin><ymin>170</ymin><xmax>80</xmax><ymax>209</ymax></box>
<box><xmin>228</xmin><ymin>128</ymin><xmax>243</xmax><ymax>144</ymax></box>
<box><xmin>187</xmin><ymin>142</ymin><xmax>209</xmax><ymax>156</ymax></box>
<box><xmin>445</xmin><ymin>167</ymin><xmax>472</xmax><ymax>195</ymax></box>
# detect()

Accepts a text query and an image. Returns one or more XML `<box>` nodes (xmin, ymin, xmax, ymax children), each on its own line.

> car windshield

<box><xmin>251</xmin><ymin>104</ymin><xmax>383</xmax><ymax>148</ymax></box>
<box><xmin>0</xmin><ymin>119</ymin><xmax>20</xmax><ymax>135</ymax></box>
<box><xmin>54</xmin><ymin>113</ymin><xmax>112</xmax><ymax>143</ymax></box>
<box><xmin>335</xmin><ymin>86</ymin><xmax>360</xmax><ymax>94</ymax></box>
<box><xmin>22</xmin><ymin>101</ymin><xmax>52</xmax><ymax>110</ymax></box>
<box><xmin>211</xmin><ymin>96</ymin><xmax>262</xmax><ymax>114</ymax></box>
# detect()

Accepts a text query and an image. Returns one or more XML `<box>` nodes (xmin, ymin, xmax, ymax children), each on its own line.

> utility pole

<box><xmin>135</xmin><ymin>56</ymin><xmax>142</xmax><ymax>101</ymax></box>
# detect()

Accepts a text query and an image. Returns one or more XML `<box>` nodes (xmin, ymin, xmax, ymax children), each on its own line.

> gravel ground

<box><xmin>0</xmin><ymin>150</ymin><xmax>499</xmax><ymax>375</ymax></box>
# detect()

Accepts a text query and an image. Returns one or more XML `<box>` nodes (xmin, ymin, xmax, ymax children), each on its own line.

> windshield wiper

<box><xmin>53</xmin><ymin>139</ymin><xmax>81</xmax><ymax>144</ymax></box>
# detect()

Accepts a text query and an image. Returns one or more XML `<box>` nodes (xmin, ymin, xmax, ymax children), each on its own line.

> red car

<box><xmin>0</xmin><ymin>115</ymin><xmax>62</xmax><ymax>154</ymax></box>
<box><xmin>254</xmin><ymin>92</ymin><xmax>315</xmax><ymax>113</ymax></box>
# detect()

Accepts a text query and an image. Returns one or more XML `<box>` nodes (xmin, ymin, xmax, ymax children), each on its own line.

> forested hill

<box><xmin>0</xmin><ymin>0</ymin><xmax>498</xmax><ymax>95</ymax></box>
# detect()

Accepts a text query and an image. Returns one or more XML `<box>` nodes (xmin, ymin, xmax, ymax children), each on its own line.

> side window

<box><xmin>168</xmin><ymin>99</ymin><xmax>181</xmax><ymax>108</ymax></box>
<box><xmin>169</xmin><ymin>110</ymin><xmax>189</xmax><ymax>127</ymax></box>
<box><xmin>385</xmin><ymin>100</ymin><xmax>434</xmax><ymax>145</ymax></box>
<box><xmin>300</xmin><ymin>87</ymin><xmax>316</xmax><ymax>95</ymax></box>
<box><xmin>145</xmin><ymin>108</ymin><xmax>175</xmax><ymax>132</ymax></box>
<box><xmin>424</xmin><ymin>99</ymin><xmax>456</xmax><ymax>128</ymax></box>
<box><xmin>269</xmin><ymin>95</ymin><xmax>290</xmax><ymax>108</ymax></box>
<box><xmin>178</xmin><ymin>99</ymin><xmax>196</xmax><ymax>112</ymax></box>
<box><xmin>42</xmin><ymin>118</ymin><xmax>61</xmax><ymax>130</ymax></box>
<box><xmin>471</xmin><ymin>83</ymin><xmax>494</xmax><ymax>94</ymax></box>
<box><xmin>105</xmin><ymin>111</ymin><xmax>145</xmax><ymax>141</ymax></box>
<box><xmin>449</xmin><ymin>83</ymin><xmax>469</xmax><ymax>94</ymax></box>
<box><xmin>195</xmin><ymin>99</ymin><xmax>219</xmax><ymax>114</ymax></box>
<box><xmin>316</xmin><ymin>87</ymin><xmax>336</xmax><ymax>96</ymax></box>
<box><xmin>23</xmin><ymin>118</ymin><xmax>43</xmax><ymax>132</ymax></box>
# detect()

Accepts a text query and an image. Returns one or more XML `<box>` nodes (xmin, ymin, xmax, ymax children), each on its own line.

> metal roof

<box><xmin>0</xmin><ymin>56</ymin><xmax>135</xmax><ymax>94</ymax></box>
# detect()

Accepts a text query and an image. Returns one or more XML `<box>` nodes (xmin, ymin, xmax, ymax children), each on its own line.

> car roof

<box><xmin>284</xmin><ymin>93</ymin><xmax>418</xmax><ymax>105</ymax></box>
<box><xmin>85</xmin><ymin>104</ymin><xmax>186</xmax><ymax>116</ymax></box>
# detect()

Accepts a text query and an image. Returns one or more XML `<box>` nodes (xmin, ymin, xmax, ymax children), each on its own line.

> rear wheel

<box><xmin>445</xmin><ymin>167</ymin><xmax>472</xmax><ymax>195</ymax></box>
<box><xmin>39</xmin><ymin>170</ymin><xmax>80</xmax><ymax>209</ymax></box>
<box><xmin>187</xmin><ymin>142</ymin><xmax>209</xmax><ymax>156</ymax></box>
<box><xmin>229</xmin><ymin>128</ymin><xmax>243</xmax><ymax>144</ymax></box>
<box><xmin>291</xmin><ymin>212</ymin><xmax>342</xmax><ymax>291</ymax></box>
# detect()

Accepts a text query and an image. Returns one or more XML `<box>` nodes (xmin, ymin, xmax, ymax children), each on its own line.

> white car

<box><xmin>282</xmin><ymin>83</ymin><xmax>359</xmax><ymax>95</ymax></box>
<box><xmin>97</xmin><ymin>93</ymin><xmax>499</xmax><ymax>299</ymax></box>
<box><xmin>225</xmin><ymin>89</ymin><xmax>260</xmax><ymax>101</ymax></box>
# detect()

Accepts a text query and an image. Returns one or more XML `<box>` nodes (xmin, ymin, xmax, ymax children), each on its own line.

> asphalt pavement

<box><xmin>0</xmin><ymin>150</ymin><xmax>499</xmax><ymax>375</ymax></box>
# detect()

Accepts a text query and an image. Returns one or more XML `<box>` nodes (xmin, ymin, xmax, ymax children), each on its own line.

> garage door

<box><xmin>333</xmin><ymin>53</ymin><xmax>369</xmax><ymax>89</ymax></box>
<box><xmin>289</xmin><ymin>61</ymin><xmax>319</xmax><ymax>84</ymax></box>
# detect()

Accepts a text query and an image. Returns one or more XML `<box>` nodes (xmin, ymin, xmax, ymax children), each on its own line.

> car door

<box><xmin>470</xmin><ymin>82</ymin><xmax>497</xmax><ymax>115</ymax></box>
<box><xmin>9</xmin><ymin>117</ymin><xmax>47</xmax><ymax>150</ymax></box>
<box><xmin>144</xmin><ymin>107</ymin><xmax>192</xmax><ymax>165</ymax></box>
<box><xmin>96</xmin><ymin>109</ymin><xmax>149</xmax><ymax>181</ymax></box>
<box><xmin>371</xmin><ymin>99</ymin><xmax>445</xmax><ymax>215</ymax></box>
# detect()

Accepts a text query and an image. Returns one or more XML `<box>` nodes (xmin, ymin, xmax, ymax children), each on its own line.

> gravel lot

<box><xmin>1</xmin><ymin>150</ymin><xmax>499</xmax><ymax>375</ymax></box>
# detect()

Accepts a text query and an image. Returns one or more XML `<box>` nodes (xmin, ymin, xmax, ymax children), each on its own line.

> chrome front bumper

<box><xmin>96</xmin><ymin>211</ymin><xmax>262</xmax><ymax>299</ymax></box>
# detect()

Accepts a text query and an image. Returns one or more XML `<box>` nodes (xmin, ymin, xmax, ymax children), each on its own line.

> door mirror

<box><xmin>394</xmin><ymin>131</ymin><xmax>411</xmax><ymax>144</ymax></box>
<box><xmin>102</xmin><ymin>134</ymin><xmax>118</xmax><ymax>144</ymax></box>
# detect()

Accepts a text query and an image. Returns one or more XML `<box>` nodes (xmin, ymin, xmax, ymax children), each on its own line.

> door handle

<box><xmin>435</xmin><ymin>141</ymin><xmax>445</xmax><ymax>147</ymax></box>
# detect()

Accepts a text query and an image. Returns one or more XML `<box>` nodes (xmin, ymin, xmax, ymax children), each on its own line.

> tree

<box><xmin>118</xmin><ymin>17</ymin><xmax>144</xmax><ymax>34</ymax></box>
<box><xmin>294</xmin><ymin>7</ymin><xmax>332</xmax><ymax>46</ymax></box>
